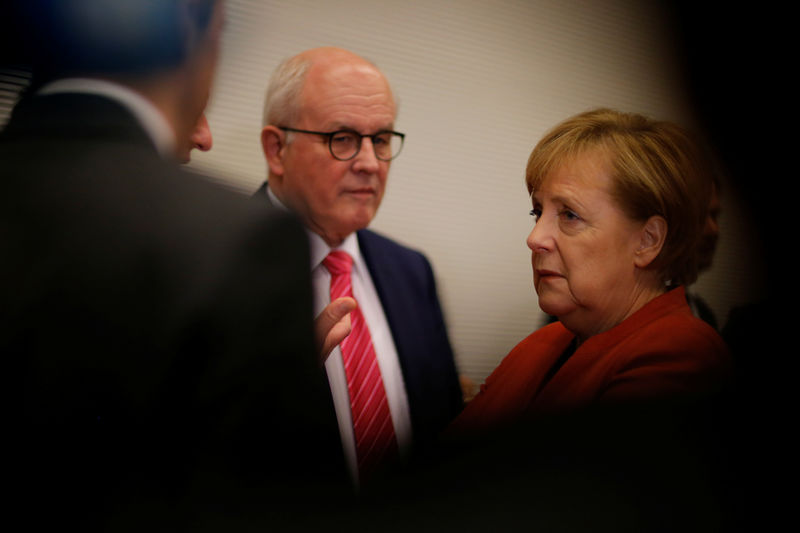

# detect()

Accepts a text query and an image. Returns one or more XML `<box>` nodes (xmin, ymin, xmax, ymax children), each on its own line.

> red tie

<box><xmin>323</xmin><ymin>251</ymin><xmax>398</xmax><ymax>481</ymax></box>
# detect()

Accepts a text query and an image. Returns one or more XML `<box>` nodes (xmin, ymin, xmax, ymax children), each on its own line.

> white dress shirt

<box><xmin>37</xmin><ymin>78</ymin><xmax>176</xmax><ymax>158</ymax></box>
<box><xmin>267</xmin><ymin>187</ymin><xmax>412</xmax><ymax>484</ymax></box>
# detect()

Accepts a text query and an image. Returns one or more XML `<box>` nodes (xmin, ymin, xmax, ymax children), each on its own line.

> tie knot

<box><xmin>323</xmin><ymin>251</ymin><xmax>353</xmax><ymax>276</ymax></box>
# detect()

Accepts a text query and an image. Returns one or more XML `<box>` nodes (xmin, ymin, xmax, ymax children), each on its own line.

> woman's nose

<box><xmin>527</xmin><ymin>216</ymin><xmax>553</xmax><ymax>253</ymax></box>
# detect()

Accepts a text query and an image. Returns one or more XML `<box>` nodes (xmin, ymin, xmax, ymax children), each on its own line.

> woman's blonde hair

<box><xmin>526</xmin><ymin>108</ymin><xmax>716</xmax><ymax>286</ymax></box>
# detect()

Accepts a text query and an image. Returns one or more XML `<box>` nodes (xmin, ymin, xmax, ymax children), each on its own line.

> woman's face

<box><xmin>527</xmin><ymin>152</ymin><xmax>650</xmax><ymax>339</ymax></box>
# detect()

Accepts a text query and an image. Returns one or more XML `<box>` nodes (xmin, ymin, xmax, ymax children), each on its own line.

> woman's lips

<box><xmin>536</xmin><ymin>268</ymin><xmax>563</xmax><ymax>278</ymax></box>
<box><xmin>535</xmin><ymin>269</ymin><xmax>564</xmax><ymax>283</ymax></box>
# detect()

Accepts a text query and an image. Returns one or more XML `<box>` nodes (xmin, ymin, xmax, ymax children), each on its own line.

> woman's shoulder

<box><xmin>600</xmin><ymin>287</ymin><xmax>727</xmax><ymax>358</ymax></box>
<box><xmin>599</xmin><ymin>299</ymin><xmax>731</xmax><ymax>402</ymax></box>
<box><xmin>632</xmin><ymin>299</ymin><xmax>728</xmax><ymax>357</ymax></box>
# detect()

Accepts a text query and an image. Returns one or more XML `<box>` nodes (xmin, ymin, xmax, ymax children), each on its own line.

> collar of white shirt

<box><xmin>38</xmin><ymin>78</ymin><xmax>176</xmax><ymax>159</ymax></box>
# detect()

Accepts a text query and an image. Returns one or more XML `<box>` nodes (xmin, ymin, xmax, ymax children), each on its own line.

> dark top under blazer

<box><xmin>2</xmin><ymin>93</ymin><xmax>344</xmax><ymax>528</ymax></box>
<box><xmin>254</xmin><ymin>182</ymin><xmax>464</xmax><ymax>447</ymax></box>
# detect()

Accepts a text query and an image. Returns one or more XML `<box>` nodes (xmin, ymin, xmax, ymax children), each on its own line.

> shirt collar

<box><xmin>318</xmin><ymin>233</ymin><xmax>364</xmax><ymax>277</ymax></box>
<box><xmin>37</xmin><ymin>78</ymin><xmax>176</xmax><ymax>158</ymax></box>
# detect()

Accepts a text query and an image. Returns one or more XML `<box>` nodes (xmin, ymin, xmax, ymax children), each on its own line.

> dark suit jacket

<box><xmin>254</xmin><ymin>183</ymin><xmax>463</xmax><ymax>449</ymax></box>
<box><xmin>2</xmin><ymin>93</ymin><xmax>345</xmax><ymax>529</ymax></box>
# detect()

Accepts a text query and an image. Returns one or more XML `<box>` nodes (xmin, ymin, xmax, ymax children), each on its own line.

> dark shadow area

<box><xmin>666</xmin><ymin>3</ymin><xmax>791</xmax><ymax>529</ymax></box>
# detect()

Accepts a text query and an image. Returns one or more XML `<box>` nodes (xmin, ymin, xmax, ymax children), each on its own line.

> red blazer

<box><xmin>449</xmin><ymin>286</ymin><xmax>730</xmax><ymax>434</ymax></box>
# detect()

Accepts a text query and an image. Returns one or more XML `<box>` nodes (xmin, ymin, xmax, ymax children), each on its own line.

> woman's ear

<box><xmin>261</xmin><ymin>125</ymin><xmax>286</xmax><ymax>177</ymax></box>
<box><xmin>634</xmin><ymin>215</ymin><xmax>667</xmax><ymax>268</ymax></box>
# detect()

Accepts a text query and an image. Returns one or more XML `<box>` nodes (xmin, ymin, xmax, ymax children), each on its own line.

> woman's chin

<box><xmin>538</xmin><ymin>299</ymin><xmax>575</xmax><ymax>320</ymax></box>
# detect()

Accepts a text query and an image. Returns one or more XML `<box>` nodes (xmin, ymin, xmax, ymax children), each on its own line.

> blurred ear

<box><xmin>634</xmin><ymin>215</ymin><xmax>667</xmax><ymax>268</ymax></box>
<box><xmin>261</xmin><ymin>125</ymin><xmax>286</xmax><ymax>177</ymax></box>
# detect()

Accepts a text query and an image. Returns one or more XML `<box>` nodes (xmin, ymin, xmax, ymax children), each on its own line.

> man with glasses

<box><xmin>256</xmin><ymin>46</ymin><xmax>463</xmax><ymax>484</ymax></box>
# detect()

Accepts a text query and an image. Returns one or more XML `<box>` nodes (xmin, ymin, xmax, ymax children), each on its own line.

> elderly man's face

<box><xmin>275</xmin><ymin>61</ymin><xmax>395</xmax><ymax>247</ymax></box>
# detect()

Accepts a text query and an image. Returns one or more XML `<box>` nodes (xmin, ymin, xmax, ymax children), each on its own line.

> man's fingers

<box><xmin>315</xmin><ymin>297</ymin><xmax>357</xmax><ymax>362</ymax></box>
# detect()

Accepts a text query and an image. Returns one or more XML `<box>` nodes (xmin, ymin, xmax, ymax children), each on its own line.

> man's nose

<box><xmin>191</xmin><ymin>114</ymin><xmax>213</xmax><ymax>152</ymax></box>
<box><xmin>352</xmin><ymin>137</ymin><xmax>380</xmax><ymax>172</ymax></box>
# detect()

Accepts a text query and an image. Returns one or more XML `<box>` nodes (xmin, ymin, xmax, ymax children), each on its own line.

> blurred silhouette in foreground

<box><xmin>2</xmin><ymin>1</ymin><xmax>347</xmax><ymax>529</ymax></box>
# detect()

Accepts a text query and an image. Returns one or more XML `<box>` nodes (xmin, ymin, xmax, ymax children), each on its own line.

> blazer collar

<box><xmin>37</xmin><ymin>78</ymin><xmax>175</xmax><ymax>158</ymax></box>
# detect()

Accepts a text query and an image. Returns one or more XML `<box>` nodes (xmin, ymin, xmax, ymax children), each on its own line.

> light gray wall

<box><xmin>189</xmin><ymin>0</ymin><xmax>764</xmax><ymax>384</ymax></box>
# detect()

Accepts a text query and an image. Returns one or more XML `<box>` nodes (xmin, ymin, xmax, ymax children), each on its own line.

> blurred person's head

<box><xmin>16</xmin><ymin>0</ymin><xmax>224</xmax><ymax>162</ymax></box>
<box><xmin>260</xmin><ymin>47</ymin><xmax>404</xmax><ymax>247</ymax></box>
<box><xmin>525</xmin><ymin>108</ymin><xmax>714</xmax><ymax>341</ymax></box>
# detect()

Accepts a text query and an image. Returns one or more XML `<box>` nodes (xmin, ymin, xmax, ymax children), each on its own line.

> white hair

<box><xmin>261</xmin><ymin>55</ymin><xmax>312</xmax><ymax>129</ymax></box>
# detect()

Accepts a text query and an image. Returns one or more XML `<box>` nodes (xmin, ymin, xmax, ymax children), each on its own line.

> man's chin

<box><xmin>341</xmin><ymin>208</ymin><xmax>378</xmax><ymax>231</ymax></box>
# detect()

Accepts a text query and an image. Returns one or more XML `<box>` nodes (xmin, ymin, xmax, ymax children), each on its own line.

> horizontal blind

<box><xmin>0</xmin><ymin>1</ymin><xmax>762</xmax><ymax>385</ymax></box>
<box><xmin>189</xmin><ymin>0</ymin><xmax>763</xmax><ymax>383</ymax></box>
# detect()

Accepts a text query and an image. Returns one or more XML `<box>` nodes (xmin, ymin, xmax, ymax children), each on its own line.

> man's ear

<box><xmin>634</xmin><ymin>215</ymin><xmax>667</xmax><ymax>268</ymax></box>
<box><xmin>261</xmin><ymin>125</ymin><xmax>286</xmax><ymax>177</ymax></box>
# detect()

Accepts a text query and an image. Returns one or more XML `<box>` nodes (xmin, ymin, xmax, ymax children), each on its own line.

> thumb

<box><xmin>315</xmin><ymin>297</ymin><xmax>357</xmax><ymax>362</ymax></box>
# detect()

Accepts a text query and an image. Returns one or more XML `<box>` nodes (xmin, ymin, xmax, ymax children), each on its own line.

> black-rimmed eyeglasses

<box><xmin>279</xmin><ymin>126</ymin><xmax>405</xmax><ymax>161</ymax></box>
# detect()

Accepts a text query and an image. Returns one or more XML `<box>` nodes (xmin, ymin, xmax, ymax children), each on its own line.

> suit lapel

<box><xmin>357</xmin><ymin>230</ymin><xmax>412</xmax><ymax>385</ymax></box>
<box><xmin>356</xmin><ymin>230</ymin><xmax>396</xmax><ymax>334</ymax></box>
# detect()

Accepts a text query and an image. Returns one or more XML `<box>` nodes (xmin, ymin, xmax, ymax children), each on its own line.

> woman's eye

<box><xmin>529</xmin><ymin>208</ymin><xmax>541</xmax><ymax>221</ymax></box>
<box><xmin>560</xmin><ymin>208</ymin><xmax>580</xmax><ymax>221</ymax></box>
